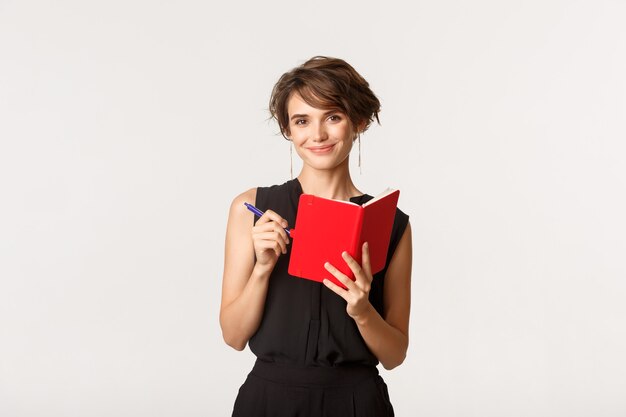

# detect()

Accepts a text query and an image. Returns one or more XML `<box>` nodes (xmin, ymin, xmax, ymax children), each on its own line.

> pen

<box><xmin>244</xmin><ymin>202</ymin><xmax>292</xmax><ymax>237</ymax></box>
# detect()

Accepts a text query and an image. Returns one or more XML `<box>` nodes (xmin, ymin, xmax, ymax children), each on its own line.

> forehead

<box><xmin>287</xmin><ymin>92</ymin><xmax>340</xmax><ymax>116</ymax></box>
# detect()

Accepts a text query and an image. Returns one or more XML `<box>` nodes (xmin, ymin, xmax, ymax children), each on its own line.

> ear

<box><xmin>357</xmin><ymin>120</ymin><xmax>367</xmax><ymax>133</ymax></box>
<box><xmin>353</xmin><ymin>120</ymin><xmax>367</xmax><ymax>137</ymax></box>
<box><xmin>353</xmin><ymin>121</ymin><xmax>366</xmax><ymax>141</ymax></box>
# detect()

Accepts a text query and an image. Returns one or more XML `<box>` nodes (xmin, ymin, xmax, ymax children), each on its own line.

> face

<box><xmin>285</xmin><ymin>92</ymin><xmax>358</xmax><ymax>172</ymax></box>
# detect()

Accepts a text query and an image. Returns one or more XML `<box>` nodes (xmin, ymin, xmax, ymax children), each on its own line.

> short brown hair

<box><xmin>269</xmin><ymin>56</ymin><xmax>381</xmax><ymax>139</ymax></box>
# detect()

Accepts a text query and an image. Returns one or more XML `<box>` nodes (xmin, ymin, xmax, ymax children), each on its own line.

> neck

<box><xmin>296</xmin><ymin>163</ymin><xmax>362</xmax><ymax>201</ymax></box>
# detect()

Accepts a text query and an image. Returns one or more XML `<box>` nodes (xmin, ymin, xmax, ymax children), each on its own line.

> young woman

<box><xmin>220</xmin><ymin>56</ymin><xmax>412</xmax><ymax>417</ymax></box>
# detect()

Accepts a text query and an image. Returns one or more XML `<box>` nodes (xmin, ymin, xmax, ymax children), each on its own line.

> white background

<box><xmin>1</xmin><ymin>1</ymin><xmax>625</xmax><ymax>416</ymax></box>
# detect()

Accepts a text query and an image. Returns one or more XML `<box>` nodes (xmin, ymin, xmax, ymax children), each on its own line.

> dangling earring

<box><xmin>357</xmin><ymin>133</ymin><xmax>362</xmax><ymax>175</ymax></box>
<box><xmin>289</xmin><ymin>140</ymin><xmax>293</xmax><ymax>180</ymax></box>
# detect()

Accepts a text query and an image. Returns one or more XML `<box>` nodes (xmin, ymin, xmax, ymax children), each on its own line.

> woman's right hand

<box><xmin>251</xmin><ymin>209</ymin><xmax>290</xmax><ymax>269</ymax></box>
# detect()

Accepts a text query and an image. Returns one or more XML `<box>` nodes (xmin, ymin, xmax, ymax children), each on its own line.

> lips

<box><xmin>307</xmin><ymin>144</ymin><xmax>336</xmax><ymax>154</ymax></box>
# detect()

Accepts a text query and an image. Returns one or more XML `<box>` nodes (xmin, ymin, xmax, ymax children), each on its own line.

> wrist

<box><xmin>252</xmin><ymin>262</ymin><xmax>274</xmax><ymax>280</ymax></box>
<box><xmin>351</xmin><ymin>303</ymin><xmax>376</xmax><ymax>327</ymax></box>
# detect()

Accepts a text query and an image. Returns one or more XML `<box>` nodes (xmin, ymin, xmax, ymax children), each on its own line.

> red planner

<box><xmin>288</xmin><ymin>189</ymin><xmax>400</xmax><ymax>289</ymax></box>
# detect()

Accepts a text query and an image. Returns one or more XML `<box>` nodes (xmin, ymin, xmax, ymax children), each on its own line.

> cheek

<box><xmin>332</xmin><ymin>124</ymin><xmax>354</xmax><ymax>139</ymax></box>
<box><xmin>290</xmin><ymin>131</ymin><xmax>307</xmax><ymax>145</ymax></box>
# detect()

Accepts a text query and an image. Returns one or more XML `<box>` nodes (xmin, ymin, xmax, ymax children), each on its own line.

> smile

<box><xmin>306</xmin><ymin>144</ymin><xmax>336</xmax><ymax>154</ymax></box>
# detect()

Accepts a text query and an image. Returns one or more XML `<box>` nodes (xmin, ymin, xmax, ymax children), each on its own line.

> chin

<box><xmin>304</xmin><ymin>157</ymin><xmax>350</xmax><ymax>171</ymax></box>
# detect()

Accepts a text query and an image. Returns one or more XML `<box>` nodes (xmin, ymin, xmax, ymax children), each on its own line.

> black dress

<box><xmin>232</xmin><ymin>178</ymin><xmax>409</xmax><ymax>417</ymax></box>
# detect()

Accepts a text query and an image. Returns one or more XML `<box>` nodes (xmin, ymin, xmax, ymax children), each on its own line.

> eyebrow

<box><xmin>290</xmin><ymin>110</ymin><xmax>341</xmax><ymax>121</ymax></box>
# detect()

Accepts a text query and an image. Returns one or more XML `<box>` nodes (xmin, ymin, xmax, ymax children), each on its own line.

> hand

<box><xmin>323</xmin><ymin>242</ymin><xmax>374</xmax><ymax>320</ymax></box>
<box><xmin>251</xmin><ymin>210</ymin><xmax>290</xmax><ymax>269</ymax></box>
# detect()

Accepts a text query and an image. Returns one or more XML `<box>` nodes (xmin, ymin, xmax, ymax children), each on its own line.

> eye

<box><xmin>328</xmin><ymin>114</ymin><xmax>342</xmax><ymax>122</ymax></box>
<box><xmin>294</xmin><ymin>119</ymin><xmax>307</xmax><ymax>125</ymax></box>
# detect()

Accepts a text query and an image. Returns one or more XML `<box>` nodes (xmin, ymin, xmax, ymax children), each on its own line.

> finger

<box><xmin>253</xmin><ymin>219</ymin><xmax>290</xmax><ymax>246</ymax></box>
<box><xmin>361</xmin><ymin>242</ymin><xmax>373</xmax><ymax>281</ymax></box>
<box><xmin>272</xmin><ymin>223</ymin><xmax>290</xmax><ymax>246</ymax></box>
<box><xmin>253</xmin><ymin>223</ymin><xmax>290</xmax><ymax>246</ymax></box>
<box><xmin>254</xmin><ymin>237</ymin><xmax>283</xmax><ymax>254</ymax></box>
<box><xmin>258</xmin><ymin>209</ymin><xmax>289</xmax><ymax>230</ymax></box>
<box><xmin>341</xmin><ymin>251</ymin><xmax>365</xmax><ymax>281</ymax></box>
<box><xmin>324</xmin><ymin>262</ymin><xmax>356</xmax><ymax>291</ymax></box>
<box><xmin>254</xmin><ymin>232</ymin><xmax>287</xmax><ymax>254</ymax></box>
<box><xmin>322</xmin><ymin>278</ymin><xmax>348</xmax><ymax>300</ymax></box>
<box><xmin>253</xmin><ymin>221</ymin><xmax>290</xmax><ymax>243</ymax></box>
<box><xmin>255</xmin><ymin>242</ymin><xmax>281</xmax><ymax>258</ymax></box>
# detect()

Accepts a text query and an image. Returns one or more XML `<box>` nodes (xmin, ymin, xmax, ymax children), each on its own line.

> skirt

<box><xmin>231</xmin><ymin>359</ymin><xmax>394</xmax><ymax>417</ymax></box>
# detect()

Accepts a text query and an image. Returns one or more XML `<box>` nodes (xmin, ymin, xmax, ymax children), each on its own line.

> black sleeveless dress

<box><xmin>232</xmin><ymin>178</ymin><xmax>409</xmax><ymax>417</ymax></box>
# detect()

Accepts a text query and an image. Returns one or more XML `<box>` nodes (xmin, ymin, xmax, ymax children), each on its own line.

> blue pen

<box><xmin>244</xmin><ymin>202</ymin><xmax>292</xmax><ymax>237</ymax></box>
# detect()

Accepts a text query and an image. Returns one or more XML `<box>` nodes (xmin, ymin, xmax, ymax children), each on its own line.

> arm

<box><xmin>323</xmin><ymin>221</ymin><xmax>412</xmax><ymax>370</ymax></box>
<box><xmin>219</xmin><ymin>188</ymin><xmax>290</xmax><ymax>351</ymax></box>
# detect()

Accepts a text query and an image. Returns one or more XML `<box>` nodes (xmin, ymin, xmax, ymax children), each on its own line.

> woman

<box><xmin>220</xmin><ymin>56</ymin><xmax>412</xmax><ymax>417</ymax></box>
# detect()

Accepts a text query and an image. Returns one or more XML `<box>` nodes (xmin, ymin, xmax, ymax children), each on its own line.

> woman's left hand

<box><xmin>323</xmin><ymin>242</ymin><xmax>374</xmax><ymax>320</ymax></box>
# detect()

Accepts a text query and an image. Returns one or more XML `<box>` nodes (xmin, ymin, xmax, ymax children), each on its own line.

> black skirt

<box><xmin>232</xmin><ymin>359</ymin><xmax>395</xmax><ymax>417</ymax></box>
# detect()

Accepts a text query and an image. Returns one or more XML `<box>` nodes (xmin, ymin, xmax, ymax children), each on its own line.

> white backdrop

<box><xmin>1</xmin><ymin>1</ymin><xmax>625</xmax><ymax>416</ymax></box>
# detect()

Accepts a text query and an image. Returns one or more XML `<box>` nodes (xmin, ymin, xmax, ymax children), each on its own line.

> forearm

<box><xmin>219</xmin><ymin>263</ymin><xmax>272</xmax><ymax>350</ymax></box>
<box><xmin>353</xmin><ymin>304</ymin><xmax>408</xmax><ymax>370</ymax></box>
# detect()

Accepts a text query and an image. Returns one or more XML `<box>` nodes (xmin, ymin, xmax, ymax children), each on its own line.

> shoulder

<box><xmin>229</xmin><ymin>187</ymin><xmax>257</xmax><ymax>214</ymax></box>
<box><xmin>394</xmin><ymin>206</ymin><xmax>409</xmax><ymax>234</ymax></box>
<box><xmin>225</xmin><ymin>188</ymin><xmax>258</xmax><ymax>236</ymax></box>
<box><xmin>228</xmin><ymin>179</ymin><xmax>293</xmax><ymax>215</ymax></box>
<box><xmin>389</xmin><ymin>205</ymin><xmax>410</xmax><ymax>255</ymax></box>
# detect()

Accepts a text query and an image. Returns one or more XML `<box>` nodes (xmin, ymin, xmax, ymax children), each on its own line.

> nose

<box><xmin>311</xmin><ymin>121</ymin><xmax>328</xmax><ymax>142</ymax></box>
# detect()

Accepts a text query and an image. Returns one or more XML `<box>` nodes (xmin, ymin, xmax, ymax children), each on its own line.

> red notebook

<box><xmin>288</xmin><ymin>189</ymin><xmax>400</xmax><ymax>289</ymax></box>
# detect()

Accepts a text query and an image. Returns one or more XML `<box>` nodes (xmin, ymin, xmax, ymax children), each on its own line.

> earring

<box><xmin>357</xmin><ymin>133</ymin><xmax>362</xmax><ymax>175</ymax></box>
<box><xmin>289</xmin><ymin>140</ymin><xmax>293</xmax><ymax>180</ymax></box>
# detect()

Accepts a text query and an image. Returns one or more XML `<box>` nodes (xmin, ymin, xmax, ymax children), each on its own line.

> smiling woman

<box><xmin>220</xmin><ymin>56</ymin><xmax>412</xmax><ymax>417</ymax></box>
<box><xmin>284</xmin><ymin>93</ymin><xmax>358</xmax><ymax>172</ymax></box>
<box><xmin>269</xmin><ymin>56</ymin><xmax>382</xmax><ymax>179</ymax></box>
<box><xmin>269</xmin><ymin>56</ymin><xmax>380</xmax><ymax>139</ymax></box>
